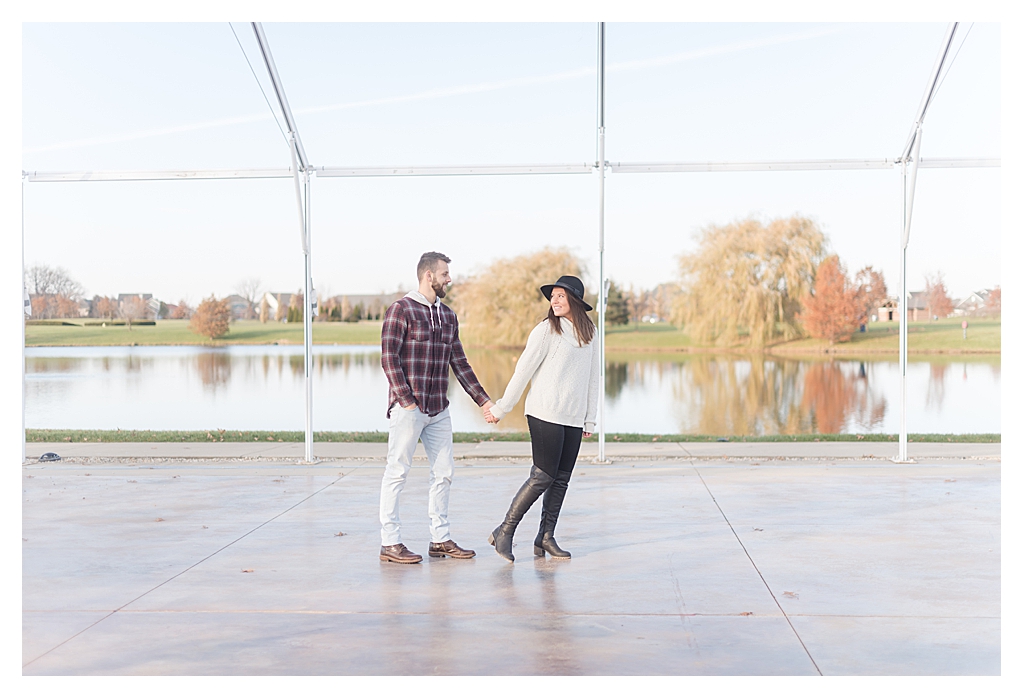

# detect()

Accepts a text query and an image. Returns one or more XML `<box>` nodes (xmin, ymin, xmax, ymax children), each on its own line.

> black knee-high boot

<box><xmin>534</xmin><ymin>470</ymin><xmax>571</xmax><ymax>558</ymax></box>
<box><xmin>489</xmin><ymin>466</ymin><xmax>553</xmax><ymax>562</ymax></box>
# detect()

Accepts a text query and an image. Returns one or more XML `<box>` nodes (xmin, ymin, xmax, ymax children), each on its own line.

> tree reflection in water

<box><xmin>926</xmin><ymin>362</ymin><xmax>948</xmax><ymax>410</ymax></box>
<box><xmin>800</xmin><ymin>360</ymin><xmax>886</xmax><ymax>433</ymax></box>
<box><xmin>672</xmin><ymin>355</ymin><xmax>887</xmax><ymax>435</ymax></box>
<box><xmin>194</xmin><ymin>352</ymin><xmax>231</xmax><ymax>391</ymax></box>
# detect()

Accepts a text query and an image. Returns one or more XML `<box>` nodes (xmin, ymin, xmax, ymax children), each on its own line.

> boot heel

<box><xmin>487</xmin><ymin>533</ymin><xmax>495</xmax><ymax>546</ymax></box>
<box><xmin>534</xmin><ymin>545</ymin><xmax>545</xmax><ymax>557</ymax></box>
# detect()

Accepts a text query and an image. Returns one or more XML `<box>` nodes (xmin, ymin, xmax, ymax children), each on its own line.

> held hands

<box><xmin>482</xmin><ymin>400</ymin><xmax>500</xmax><ymax>424</ymax></box>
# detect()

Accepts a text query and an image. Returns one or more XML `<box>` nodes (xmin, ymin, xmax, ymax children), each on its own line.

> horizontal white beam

<box><xmin>23</xmin><ymin>158</ymin><xmax>999</xmax><ymax>183</ymax></box>
<box><xmin>315</xmin><ymin>163</ymin><xmax>595</xmax><ymax>177</ymax></box>
<box><xmin>609</xmin><ymin>158</ymin><xmax>999</xmax><ymax>173</ymax></box>
<box><xmin>23</xmin><ymin>168</ymin><xmax>293</xmax><ymax>182</ymax></box>
<box><xmin>917</xmin><ymin>158</ymin><xmax>1000</xmax><ymax>169</ymax></box>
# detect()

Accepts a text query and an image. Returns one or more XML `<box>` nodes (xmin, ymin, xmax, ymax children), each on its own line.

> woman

<box><xmin>484</xmin><ymin>275</ymin><xmax>599</xmax><ymax>561</ymax></box>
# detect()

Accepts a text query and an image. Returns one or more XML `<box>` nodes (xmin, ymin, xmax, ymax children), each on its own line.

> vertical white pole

<box><xmin>22</xmin><ymin>177</ymin><xmax>27</xmax><ymax>465</ymax></box>
<box><xmin>303</xmin><ymin>172</ymin><xmax>314</xmax><ymax>463</ymax></box>
<box><xmin>898</xmin><ymin>126</ymin><xmax>922</xmax><ymax>463</ymax></box>
<box><xmin>899</xmin><ymin>168</ymin><xmax>908</xmax><ymax>462</ymax></box>
<box><xmin>596</xmin><ymin>22</ymin><xmax>608</xmax><ymax>464</ymax></box>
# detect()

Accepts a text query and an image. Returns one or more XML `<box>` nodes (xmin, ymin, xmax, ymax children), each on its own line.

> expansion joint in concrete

<box><xmin>692</xmin><ymin>465</ymin><xmax>824</xmax><ymax>676</ymax></box>
<box><xmin>22</xmin><ymin>468</ymin><xmax>354</xmax><ymax>669</ymax></box>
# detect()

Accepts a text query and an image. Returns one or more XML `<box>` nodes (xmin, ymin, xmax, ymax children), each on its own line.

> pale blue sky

<box><xmin>22</xmin><ymin>22</ymin><xmax>1000</xmax><ymax>304</ymax></box>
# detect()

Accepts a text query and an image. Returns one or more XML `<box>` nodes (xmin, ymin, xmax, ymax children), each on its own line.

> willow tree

<box><xmin>673</xmin><ymin>216</ymin><xmax>825</xmax><ymax>348</ymax></box>
<box><xmin>451</xmin><ymin>247</ymin><xmax>586</xmax><ymax>347</ymax></box>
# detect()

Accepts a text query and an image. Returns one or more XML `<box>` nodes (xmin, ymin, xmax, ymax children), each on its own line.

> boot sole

<box><xmin>428</xmin><ymin>551</ymin><xmax>476</xmax><ymax>559</ymax></box>
<box><xmin>535</xmin><ymin>545</ymin><xmax>571</xmax><ymax>559</ymax></box>
<box><xmin>379</xmin><ymin>555</ymin><xmax>422</xmax><ymax>564</ymax></box>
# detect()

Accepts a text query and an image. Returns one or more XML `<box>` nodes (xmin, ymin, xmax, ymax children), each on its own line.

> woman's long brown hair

<box><xmin>547</xmin><ymin>291</ymin><xmax>595</xmax><ymax>345</ymax></box>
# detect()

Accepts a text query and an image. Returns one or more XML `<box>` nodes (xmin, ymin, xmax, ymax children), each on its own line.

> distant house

<box><xmin>875</xmin><ymin>298</ymin><xmax>898</xmax><ymax>322</ymax></box>
<box><xmin>325</xmin><ymin>292</ymin><xmax>404</xmax><ymax>321</ymax></box>
<box><xmin>875</xmin><ymin>291</ymin><xmax>927</xmax><ymax>322</ymax></box>
<box><xmin>116</xmin><ymin>293</ymin><xmax>156</xmax><ymax>320</ymax></box>
<box><xmin>954</xmin><ymin>289</ymin><xmax>994</xmax><ymax>317</ymax></box>
<box><xmin>225</xmin><ymin>294</ymin><xmax>251</xmax><ymax>320</ymax></box>
<box><xmin>262</xmin><ymin>292</ymin><xmax>294</xmax><ymax>322</ymax></box>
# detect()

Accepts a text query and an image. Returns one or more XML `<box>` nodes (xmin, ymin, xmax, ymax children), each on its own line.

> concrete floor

<box><xmin>22</xmin><ymin>455</ymin><xmax>1000</xmax><ymax>675</ymax></box>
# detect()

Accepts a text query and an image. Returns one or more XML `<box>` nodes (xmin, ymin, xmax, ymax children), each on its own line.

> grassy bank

<box><xmin>25</xmin><ymin>319</ymin><xmax>382</xmax><ymax>347</ymax></box>
<box><xmin>25</xmin><ymin>317</ymin><xmax>1000</xmax><ymax>355</ymax></box>
<box><xmin>26</xmin><ymin>429</ymin><xmax>1000</xmax><ymax>444</ymax></box>
<box><xmin>605</xmin><ymin>318</ymin><xmax>1000</xmax><ymax>354</ymax></box>
<box><xmin>772</xmin><ymin>317</ymin><xmax>1000</xmax><ymax>354</ymax></box>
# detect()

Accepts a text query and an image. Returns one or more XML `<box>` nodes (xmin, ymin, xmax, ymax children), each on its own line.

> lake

<box><xmin>24</xmin><ymin>345</ymin><xmax>1000</xmax><ymax>434</ymax></box>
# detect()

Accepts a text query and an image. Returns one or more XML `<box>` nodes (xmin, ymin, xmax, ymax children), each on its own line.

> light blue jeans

<box><xmin>379</xmin><ymin>405</ymin><xmax>455</xmax><ymax>546</ymax></box>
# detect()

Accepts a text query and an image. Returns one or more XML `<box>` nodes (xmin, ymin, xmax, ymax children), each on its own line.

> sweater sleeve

<box><xmin>583</xmin><ymin>340</ymin><xmax>600</xmax><ymax>433</ymax></box>
<box><xmin>489</xmin><ymin>321</ymin><xmax>550</xmax><ymax>421</ymax></box>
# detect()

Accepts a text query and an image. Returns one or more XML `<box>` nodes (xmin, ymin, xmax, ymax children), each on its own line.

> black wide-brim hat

<box><xmin>540</xmin><ymin>275</ymin><xmax>593</xmax><ymax>312</ymax></box>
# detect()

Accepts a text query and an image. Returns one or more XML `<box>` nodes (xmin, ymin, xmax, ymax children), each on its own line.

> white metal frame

<box><xmin>21</xmin><ymin>22</ymin><xmax>998</xmax><ymax>463</ymax></box>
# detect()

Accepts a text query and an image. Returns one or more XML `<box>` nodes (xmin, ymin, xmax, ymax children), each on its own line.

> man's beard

<box><xmin>433</xmin><ymin>280</ymin><xmax>448</xmax><ymax>299</ymax></box>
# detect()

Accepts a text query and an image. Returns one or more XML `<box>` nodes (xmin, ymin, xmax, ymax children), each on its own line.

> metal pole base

<box><xmin>297</xmin><ymin>458</ymin><xmax>320</xmax><ymax>466</ymax></box>
<box><xmin>890</xmin><ymin>457</ymin><xmax>917</xmax><ymax>464</ymax></box>
<box><xmin>591</xmin><ymin>457</ymin><xmax>613</xmax><ymax>465</ymax></box>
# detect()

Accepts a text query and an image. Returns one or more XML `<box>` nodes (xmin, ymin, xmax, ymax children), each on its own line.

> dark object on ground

<box><xmin>38</xmin><ymin>452</ymin><xmax>60</xmax><ymax>462</ymax></box>
<box><xmin>717</xmin><ymin>437</ymin><xmax>729</xmax><ymax>442</ymax></box>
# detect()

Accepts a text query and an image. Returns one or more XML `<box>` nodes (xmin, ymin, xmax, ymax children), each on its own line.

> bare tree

<box><xmin>274</xmin><ymin>294</ymin><xmax>288</xmax><ymax>322</ymax></box>
<box><xmin>25</xmin><ymin>264</ymin><xmax>85</xmax><ymax>299</ymax></box>
<box><xmin>235</xmin><ymin>278</ymin><xmax>264</xmax><ymax>320</ymax></box>
<box><xmin>25</xmin><ymin>264</ymin><xmax>86</xmax><ymax>319</ymax></box>
<box><xmin>119</xmin><ymin>295</ymin><xmax>150</xmax><ymax>331</ymax></box>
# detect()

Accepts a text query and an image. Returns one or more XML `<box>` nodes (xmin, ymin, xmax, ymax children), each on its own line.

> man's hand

<box><xmin>482</xmin><ymin>400</ymin><xmax>499</xmax><ymax>424</ymax></box>
<box><xmin>583</xmin><ymin>432</ymin><xmax>592</xmax><ymax>438</ymax></box>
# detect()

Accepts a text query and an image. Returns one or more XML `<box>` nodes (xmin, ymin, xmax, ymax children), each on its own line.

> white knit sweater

<box><xmin>489</xmin><ymin>318</ymin><xmax>600</xmax><ymax>432</ymax></box>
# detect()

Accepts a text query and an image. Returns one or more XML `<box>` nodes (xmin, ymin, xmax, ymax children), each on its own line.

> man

<box><xmin>378</xmin><ymin>252</ymin><xmax>494</xmax><ymax>564</ymax></box>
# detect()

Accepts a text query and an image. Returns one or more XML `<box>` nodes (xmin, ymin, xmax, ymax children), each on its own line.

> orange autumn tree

<box><xmin>189</xmin><ymin>295</ymin><xmax>231</xmax><ymax>341</ymax></box>
<box><xmin>924</xmin><ymin>271</ymin><xmax>954</xmax><ymax>320</ymax></box>
<box><xmin>799</xmin><ymin>256</ymin><xmax>861</xmax><ymax>344</ymax></box>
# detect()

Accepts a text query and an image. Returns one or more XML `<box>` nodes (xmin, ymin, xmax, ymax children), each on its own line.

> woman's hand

<box><xmin>482</xmin><ymin>401</ymin><xmax>500</xmax><ymax>424</ymax></box>
<box><xmin>583</xmin><ymin>432</ymin><xmax>592</xmax><ymax>438</ymax></box>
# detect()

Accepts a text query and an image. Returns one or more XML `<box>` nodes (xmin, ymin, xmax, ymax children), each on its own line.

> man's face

<box><xmin>428</xmin><ymin>261</ymin><xmax>452</xmax><ymax>299</ymax></box>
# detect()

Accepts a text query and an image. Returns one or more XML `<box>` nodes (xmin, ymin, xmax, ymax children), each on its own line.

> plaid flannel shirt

<box><xmin>381</xmin><ymin>295</ymin><xmax>490</xmax><ymax>418</ymax></box>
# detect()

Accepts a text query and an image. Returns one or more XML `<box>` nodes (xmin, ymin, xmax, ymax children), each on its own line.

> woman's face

<box><xmin>550</xmin><ymin>287</ymin><xmax>571</xmax><ymax>317</ymax></box>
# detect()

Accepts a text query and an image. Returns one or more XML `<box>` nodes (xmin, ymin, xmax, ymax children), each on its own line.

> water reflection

<box><xmin>195</xmin><ymin>352</ymin><xmax>231</xmax><ymax>390</ymax></box>
<box><xmin>24</xmin><ymin>346</ymin><xmax>1000</xmax><ymax>434</ymax></box>
<box><xmin>801</xmin><ymin>361</ymin><xmax>886</xmax><ymax>433</ymax></box>
<box><xmin>927</xmin><ymin>363</ymin><xmax>948</xmax><ymax>410</ymax></box>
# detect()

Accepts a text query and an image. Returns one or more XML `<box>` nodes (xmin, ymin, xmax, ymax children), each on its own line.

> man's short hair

<box><xmin>417</xmin><ymin>252</ymin><xmax>452</xmax><ymax>281</ymax></box>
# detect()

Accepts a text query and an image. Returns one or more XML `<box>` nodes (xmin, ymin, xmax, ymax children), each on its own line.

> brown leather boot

<box><xmin>379</xmin><ymin>543</ymin><xmax>423</xmax><ymax>564</ymax></box>
<box><xmin>428</xmin><ymin>540</ymin><xmax>476</xmax><ymax>559</ymax></box>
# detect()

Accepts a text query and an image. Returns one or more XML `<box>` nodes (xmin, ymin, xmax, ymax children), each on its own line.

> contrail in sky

<box><xmin>24</xmin><ymin>27</ymin><xmax>840</xmax><ymax>155</ymax></box>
